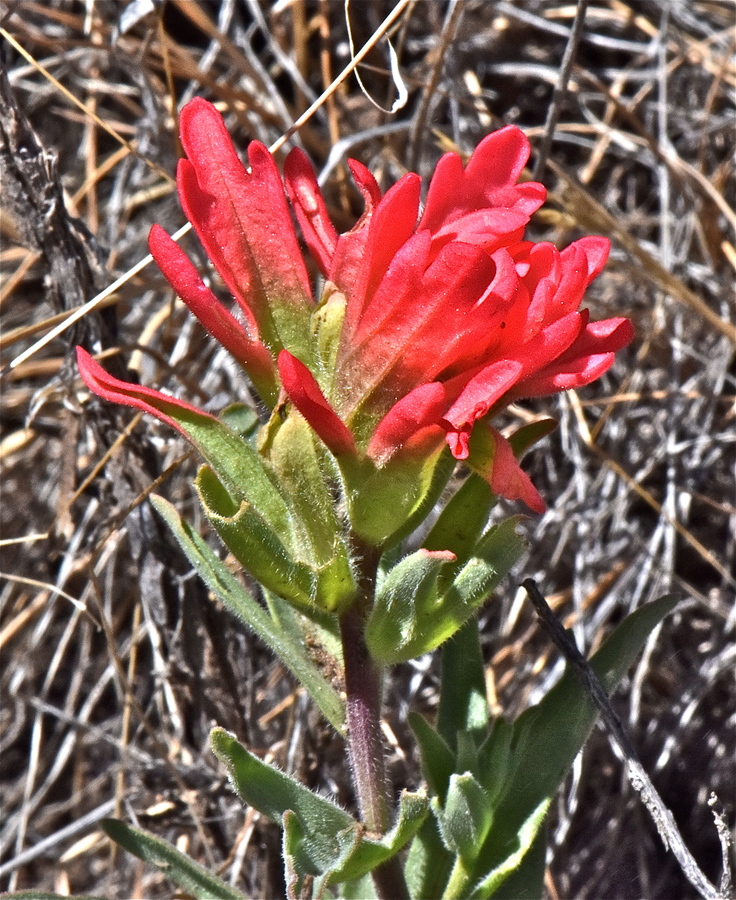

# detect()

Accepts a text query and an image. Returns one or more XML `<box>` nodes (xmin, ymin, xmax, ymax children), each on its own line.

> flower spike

<box><xmin>79</xmin><ymin>98</ymin><xmax>634</xmax><ymax>523</ymax></box>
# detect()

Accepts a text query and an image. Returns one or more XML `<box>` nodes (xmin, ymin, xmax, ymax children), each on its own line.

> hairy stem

<box><xmin>341</xmin><ymin>602</ymin><xmax>389</xmax><ymax>833</ymax></box>
<box><xmin>340</xmin><ymin>541</ymin><xmax>409</xmax><ymax>900</ymax></box>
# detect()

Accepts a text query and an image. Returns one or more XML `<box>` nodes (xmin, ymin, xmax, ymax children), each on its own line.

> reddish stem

<box><xmin>340</xmin><ymin>543</ymin><xmax>409</xmax><ymax>900</ymax></box>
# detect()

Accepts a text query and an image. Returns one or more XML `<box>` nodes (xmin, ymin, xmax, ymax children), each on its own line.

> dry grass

<box><xmin>1</xmin><ymin>1</ymin><xmax>734</xmax><ymax>897</ymax></box>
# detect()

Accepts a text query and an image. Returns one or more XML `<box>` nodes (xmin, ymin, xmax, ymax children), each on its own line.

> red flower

<box><xmin>281</xmin><ymin>121</ymin><xmax>632</xmax><ymax>511</ymax></box>
<box><xmin>78</xmin><ymin>98</ymin><xmax>633</xmax><ymax>515</ymax></box>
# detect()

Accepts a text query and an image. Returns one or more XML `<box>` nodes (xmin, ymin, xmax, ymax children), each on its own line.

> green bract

<box><xmin>366</xmin><ymin>518</ymin><xmax>525</xmax><ymax>665</ymax></box>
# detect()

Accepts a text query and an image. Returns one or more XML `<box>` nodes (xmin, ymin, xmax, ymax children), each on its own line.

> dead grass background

<box><xmin>0</xmin><ymin>1</ymin><xmax>734</xmax><ymax>897</ymax></box>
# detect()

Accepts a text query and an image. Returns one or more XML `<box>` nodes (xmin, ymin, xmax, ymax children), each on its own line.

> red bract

<box><xmin>78</xmin><ymin>98</ymin><xmax>633</xmax><ymax>514</ymax></box>
<box><xmin>282</xmin><ymin>123</ymin><xmax>632</xmax><ymax>511</ymax></box>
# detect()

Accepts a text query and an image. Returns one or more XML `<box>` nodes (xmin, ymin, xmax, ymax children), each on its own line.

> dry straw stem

<box><xmin>1</xmin><ymin>2</ymin><xmax>734</xmax><ymax>898</ymax></box>
<box><xmin>523</xmin><ymin>578</ymin><xmax>731</xmax><ymax>900</ymax></box>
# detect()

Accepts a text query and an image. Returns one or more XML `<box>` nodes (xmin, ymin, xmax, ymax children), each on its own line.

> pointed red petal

<box><xmin>277</xmin><ymin>351</ymin><xmax>357</xmax><ymax>457</ymax></box>
<box><xmin>516</xmin><ymin>317</ymin><xmax>634</xmax><ymax>397</ymax></box>
<box><xmin>333</xmin><ymin>171</ymin><xmax>420</xmax><ymax>339</ymax></box>
<box><xmin>284</xmin><ymin>147</ymin><xmax>338</xmax><ymax>276</ymax></box>
<box><xmin>442</xmin><ymin>359</ymin><xmax>524</xmax><ymax>442</ymax></box>
<box><xmin>420</xmin><ymin>126</ymin><xmax>546</xmax><ymax>234</ymax></box>
<box><xmin>76</xmin><ymin>347</ymin><xmax>214</xmax><ymax>436</ymax></box>
<box><xmin>367</xmin><ymin>382</ymin><xmax>447</xmax><ymax>463</ymax></box>
<box><xmin>570</xmin><ymin>235</ymin><xmax>610</xmax><ymax>283</ymax></box>
<box><xmin>177</xmin><ymin>99</ymin><xmax>312</xmax><ymax>337</ymax></box>
<box><xmin>148</xmin><ymin>225</ymin><xmax>276</xmax><ymax>400</ymax></box>
<box><xmin>468</xmin><ymin>425</ymin><xmax>546</xmax><ymax>514</ymax></box>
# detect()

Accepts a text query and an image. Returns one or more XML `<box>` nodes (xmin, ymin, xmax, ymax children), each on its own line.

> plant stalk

<box><xmin>340</xmin><ymin>542</ymin><xmax>409</xmax><ymax>900</ymax></box>
<box><xmin>443</xmin><ymin>854</ymin><xmax>472</xmax><ymax>899</ymax></box>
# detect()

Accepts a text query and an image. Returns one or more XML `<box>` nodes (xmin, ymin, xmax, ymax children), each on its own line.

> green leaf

<box><xmin>416</xmin><ymin>517</ymin><xmax>525</xmax><ymax>664</ymax></box>
<box><xmin>365</xmin><ymin>548</ymin><xmax>455</xmax><ymax>664</ymax></box>
<box><xmin>403</xmin><ymin>817</ymin><xmax>455</xmax><ymax>900</ymax></box>
<box><xmin>455</xmin><ymin>730</ymin><xmax>480</xmax><ymax>778</ymax></box>
<box><xmin>220</xmin><ymin>402</ymin><xmax>261</xmax><ymax>441</ymax></box>
<box><xmin>344</xmin><ymin>448</ymin><xmax>455</xmax><ymax>549</ymax></box>
<box><xmin>408</xmin><ymin>711</ymin><xmax>456</xmax><ymax>803</ymax></box>
<box><xmin>502</xmin><ymin>594</ymin><xmax>678</xmax><ymax>824</ymax></box>
<box><xmin>283</xmin><ymin>809</ymin><xmax>359</xmax><ymax>900</ymax></box>
<box><xmin>264</xmin><ymin>590</ymin><xmax>343</xmax><ymax>670</ymax></box>
<box><xmin>263</xmin><ymin>412</ymin><xmax>358</xmax><ymax>612</ymax></box>
<box><xmin>312</xmin><ymin>284</ymin><xmax>347</xmax><ymax>394</ymax></box>
<box><xmin>437</xmin><ymin>618</ymin><xmax>488</xmax><ymax>748</ymax></box>
<box><xmin>424</xmin><ymin>473</ymin><xmax>496</xmax><ymax>562</ymax></box>
<box><xmin>469</xmin><ymin>800</ymin><xmax>550</xmax><ymax>899</ymax></box>
<box><xmin>435</xmin><ymin>517</ymin><xmax>526</xmax><ymax>628</ymax></box>
<box><xmin>330</xmin><ymin>790</ymin><xmax>429</xmax><ymax>884</ymax></box>
<box><xmin>99</xmin><ymin>818</ymin><xmax>248</xmax><ymax>900</ymax></box>
<box><xmin>432</xmin><ymin>773</ymin><xmax>493</xmax><ymax>862</ymax></box>
<box><xmin>476</xmin><ymin>718</ymin><xmax>513</xmax><ymax>806</ymax></box>
<box><xmin>163</xmin><ymin>405</ymin><xmax>293</xmax><ymax>541</ymax></box>
<box><xmin>507</xmin><ymin>418</ymin><xmax>558</xmax><ymax>458</ymax></box>
<box><xmin>366</xmin><ymin>518</ymin><xmax>524</xmax><ymax>666</ymax></box>
<box><xmin>152</xmin><ymin>495</ymin><xmax>344</xmax><ymax>734</ymax></box>
<box><xmin>267</xmin><ymin>415</ymin><xmax>345</xmax><ymax>561</ymax></box>
<box><xmin>374</xmin><ymin>448</ymin><xmax>458</xmax><ymax>550</ymax></box>
<box><xmin>467</xmin><ymin>594</ymin><xmax>678</xmax><ymax>893</ymax></box>
<box><xmin>338</xmin><ymin>873</ymin><xmax>377</xmax><ymax>899</ymax></box>
<box><xmin>486</xmin><ymin>826</ymin><xmax>546</xmax><ymax>900</ymax></box>
<box><xmin>196</xmin><ymin>466</ymin><xmax>317</xmax><ymax>606</ymax></box>
<box><xmin>211</xmin><ymin>726</ymin><xmax>354</xmax><ymax>844</ymax></box>
<box><xmin>212</xmin><ymin>729</ymin><xmax>428</xmax><ymax>888</ymax></box>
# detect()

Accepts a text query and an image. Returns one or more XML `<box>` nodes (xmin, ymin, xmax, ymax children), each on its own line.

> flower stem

<box><xmin>442</xmin><ymin>855</ymin><xmax>472</xmax><ymax>900</ymax></box>
<box><xmin>340</xmin><ymin>542</ymin><xmax>409</xmax><ymax>900</ymax></box>
<box><xmin>341</xmin><ymin>603</ymin><xmax>389</xmax><ymax>833</ymax></box>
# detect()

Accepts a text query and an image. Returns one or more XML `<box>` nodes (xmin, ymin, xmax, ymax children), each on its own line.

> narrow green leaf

<box><xmin>264</xmin><ymin>590</ymin><xmax>343</xmax><ymax>669</ymax></box>
<box><xmin>424</xmin><ymin>473</ymin><xmax>496</xmax><ymax>561</ymax></box>
<box><xmin>469</xmin><ymin>800</ymin><xmax>550</xmax><ymax>899</ymax></box>
<box><xmin>501</xmin><ymin>594</ymin><xmax>678</xmax><ymax>823</ymax></box>
<box><xmin>438</xmin><ymin>516</ymin><xmax>526</xmax><ymax>610</ymax></box>
<box><xmin>211</xmin><ymin>727</ymin><xmax>354</xmax><ymax>842</ymax></box>
<box><xmin>365</xmin><ymin>548</ymin><xmax>454</xmax><ymax>664</ymax></box>
<box><xmin>367</xmin><ymin>517</ymin><xmax>524</xmax><ymax>665</ymax></box>
<box><xmin>396</xmin><ymin>518</ymin><xmax>525</xmax><ymax>664</ymax></box>
<box><xmin>344</xmin><ymin>448</ymin><xmax>455</xmax><ymax>549</ymax></box>
<box><xmin>330</xmin><ymin>790</ymin><xmax>429</xmax><ymax>884</ymax></box>
<box><xmin>259</xmin><ymin>411</ymin><xmax>358</xmax><ymax>612</ymax></box>
<box><xmin>468</xmin><ymin>594</ymin><xmax>678</xmax><ymax>891</ymax></box>
<box><xmin>455</xmin><ymin>730</ymin><xmax>480</xmax><ymax>777</ymax></box>
<box><xmin>100</xmin><ymin>818</ymin><xmax>248</xmax><ymax>900</ymax></box>
<box><xmin>219</xmin><ymin>402</ymin><xmax>261</xmax><ymax>441</ymax></box>
<box><xmin>486</xmin><ymin>827</ymin><xmax>546</xmax><ymax>900</ymax></box>
<box><xmin>152</xmin><ymin>495</ymin><xmax>345</xmax><ymax>734</ymax></box>
<box><xmin>376</xmin><ymin>448</ymin><xmax>458</xmax><ymax>550</ymax></box>
<box><xmin>212</xmin><ymin>729</ymin><xmax>427</xmax><ymax>888</ymax></box>
<box><xmin>283</xmin><ymin>808</ymin><xmax>360</xmax><ymax>899</ymax></box>
<box><xmin>267</xmin><ymin>413</ymin><xmax>344</xmax><ymax>566</ymax></box>
<box><xmin>438</xmin><ymin>618</ymin><xmax>488</xmax><ymax>749</ymax></box>
<box><xmin>338</xmin><ymin>873</ymin><xmax>378</xmax><ymax>899</ymax></box>
<box><xmin>197</xmin><ymin>466</ymin><xmax>317</xmax><ymax>606</ymax></box>
<box><xmin>408</xmin><ymin>711</ymin><xmax>456</xmax><ymax>803</ymax></box>
<box><xmin>404</xmin><ymin>817</ymin><xmax>455</xmax><ymax>900</ymax></box>
<box><xmin>433</xmin><ymin>773</ymin><xmax>493</xmax><ymax>862</ymax></box>
<box><xmin>507</xmin><ymin>418</ymin><xmax>557</xmax><ymax>458</ymax></box>
<box><xmin>166</xmin><ymin>406</ymin><xmax>293</xmax><ymax>540</ymax></box>
<box><xmin>476</xmin><ymin>718</ymin><xmax>513</xmax><ymax>806</ymax></box>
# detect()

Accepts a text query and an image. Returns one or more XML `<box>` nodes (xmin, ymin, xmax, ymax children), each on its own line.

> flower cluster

<box><xmin>78</xmin><ymin>98</ymin><xmax>632</xmax><ymax>528</ymax></box>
